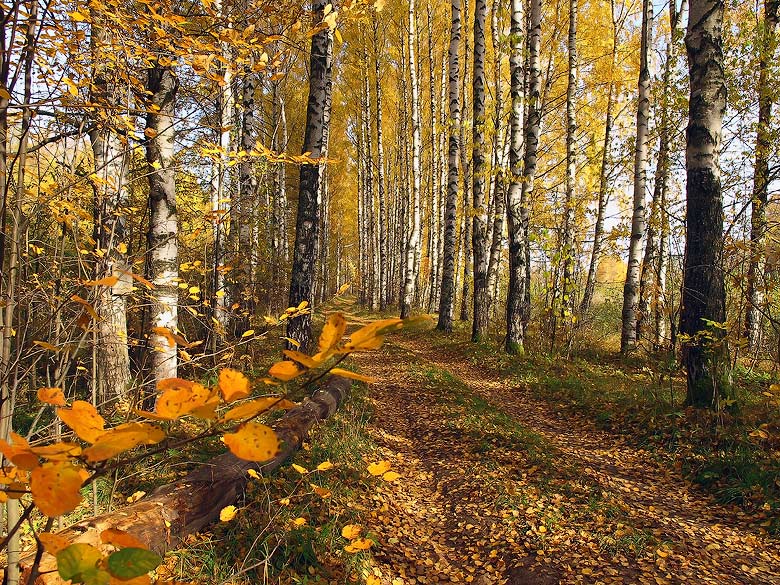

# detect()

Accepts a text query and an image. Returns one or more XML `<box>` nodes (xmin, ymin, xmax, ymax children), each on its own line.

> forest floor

<box><xmin>336</xmin><ymin>310</ymin><xmax>780</xmax><ymax>585</ymax></box>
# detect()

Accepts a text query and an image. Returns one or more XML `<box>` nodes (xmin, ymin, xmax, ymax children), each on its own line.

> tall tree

<box><xmin>506</xmin><ymin>0</ymin><xmax>533</xmax><ymax>354</ymax></box>
<box><xmin>401</xmin><ymin>0</ymin><xmax>423</xmax><ymax>319</ymax></box>
<box><xmin>90</xmin><ymin>23</ymin><xmax>131</xmax><ymax>402</ymax></box>
<box><xmin>373</xmin><ymin>15</ymin><xmax>389</xmax><ymax>311</ymax></box>
<box><xmin>145</xmin><ymin>63</ymin><xmax>179</xmax><ymax>383</ymax></box>
<box><xmin>745</xmin><ymin>0</ymin><xmax>780</xmax><ymax>351</ymax></box>
<box><xmin>437</xmin><ymin>0</ymin><xmax>462</xmax><ymax>333</ymax></box>
<box><xmin>287</xmin><ymin>0</ymin><xmax>334</xmax><ymax>350</ymax></box>
<box><xmin>558</xmin><ymin>0</ymin><xmax>578</xmax><ymax>339</ymax></box>
<box><xmin>471</xmin><ymin>0</ymin><xmax>489</xmax><ymax>341</ymax></box>
<box><xmin>621</xmin><ymin>0</ymin><xmax>652</xmax><ymax>353</ymax></box>
<box><xmin>680</xmin><ymin>0</ymin><xmax>728</xmax><ymax>407</ymax></box>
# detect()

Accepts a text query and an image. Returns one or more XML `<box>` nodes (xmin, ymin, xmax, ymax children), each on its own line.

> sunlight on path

<box><xmin>342</xmin><ymin>313</ymin><xmax>779</xmax><ymax>585</ymax></box>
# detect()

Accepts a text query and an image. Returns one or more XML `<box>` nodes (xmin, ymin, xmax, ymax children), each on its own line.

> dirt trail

<box><xmin>346</xmin><ymin>322</ymin><xmax>779</xmax><ymax>585</ymax></box>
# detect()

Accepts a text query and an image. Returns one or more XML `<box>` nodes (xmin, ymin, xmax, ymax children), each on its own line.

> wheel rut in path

<box><xmin>346</xmin><ymin>326</ymin><xmax>779</xmax><ymax>585</ymax></box>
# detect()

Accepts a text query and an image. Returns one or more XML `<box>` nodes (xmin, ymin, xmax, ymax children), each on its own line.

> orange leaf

<box><xmin>342</xmin><ymin>319</ymin><xmax>402</xmax><ymax>352</ymax></box>
<box><xmin>100</xmin><ymin>528</ymin><xmax>147</xmax><ymax>550</ymax></box>
<box><xmin>82</xmin><ymin>423</ymin><xmax>165</xmax><ymax>462</ymax></box>
<box><xmin>268</xmin><ymin>360</ymin><xmax>302</xmax><ymax>382</ymax></box>
<box><xmin>218</xmin><ymin>368</ymin><xmax>251</xmax><ymax>402</ymax></box>
<box><xmin>29</xmin><ymin>442</ymin><xmax>82</xmax><ymax>460</ymax></box>
<box><xmin>37</xmin><ymin>387</ymin><xmax>66</xmax><ymax>406</ymax></box>
<box><xmin>367</xmin><ymin>460</ymin><xmax>391</xmax><ymax>476</ymax></box>
<box><xmin>341</xmin><ymin>524</ymin><xmax>362</xmax><ymax>539</ymax></box>
<box><xmin>0</xmin><ymin>433</ymin><xmax>40</xmax><ymax>470</ymax></box>
<box><xmin>31</xmin><ymin>461</ymin><xmax>87</xmax><ymax>517</ymax></box>
<box><xmin>58</xmin><ymin>401</ymin><xmax>105</xmax><ymax>443</ymax></box>
<box><xmin>70</xmin><ymin>295</ymin><xmax>99</xmax><ymax>321</ymax></box>
<box><xmin>282</xmin><ymin>350</ymin><xmax>320</xmax><ymax>369</ymax></box>
<box><xmin>329</xmin><ymin>368</ymin><xmax>375</xmax><ymax>383</ymax></box>
<box><xmin>82</xmin><ymin>276</ymin><xmax>119</xmax><ymax>287</ymax></box>
<box><xmin>155</xmin><ymin>378</ymin><xmax>212</xmax><ymax>419</ymax></box>
<box><xmin>39</xmin><ymin>532</ymin><xmax>71</xmax><ymax>555</ymax></box>
<box><xmin>222</xmin><ymin>423</ymin><xmax>279</xmax><ymax>462</ymax></box>
<box><xmin>221</xmin><ymin>397</ymin><xmax>284</xmax><ymax>422</ymax></box>
<box><xmin>318</xmin><ymin>313</ymin><xmax>346</xmax><ymax>353</ymax></box>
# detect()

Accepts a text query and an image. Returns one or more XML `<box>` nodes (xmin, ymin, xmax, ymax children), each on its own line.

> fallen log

<box><xmin>17</xmin><ymin>375</ymin><xmax>352</xmax><ymax>584</ymax></box>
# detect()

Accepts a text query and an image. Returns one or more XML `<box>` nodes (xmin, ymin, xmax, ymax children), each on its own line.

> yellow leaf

<box><xmin>0</xmin><ymin>433</ymin><xmax>39</xmax><ymax>470</ymax></box>
<box><xmin>341</xmin><ymin>524</ymin><xmax>362</xmax><ymax>540</ymax></box>
<box><xmin>344</xmin><ymin>538</ymin><xmax>373</xmax><ymax>552</ymax></box>
<box><xmin>311</xmin><ymin>483</ymin><xmax>331</xmax><ymax>498</ymax></box>
<box><xmin>100</xmin><ymin>528</ymin><xmax>147</xmax><ymax>549</ymax></box>
<box><xmin>247</xmin><ymin>469</ymin><xmax>260</xmax><ymax>479</ymax></box>
<box><xmin>33</xmin><ymin>340</ymin><xmax>59</xmax><ymax>352</ymax></box>
<box><xmin>292</xmin><ymin>517</ymin><xmax>307</xmax><ymax>527</ymax></box>
<box><xmin>82</xmin><ymin>423</ymin><xmax>165</xmax><ymax>462</ymax></box>
<box><xmin>366</xmin><ymin>576</ymin><xmax>381</xmax><ymax>585</ymax></box>
<box><xmin>126</xmin><ymin>490</ymin><xmax>146</xmax><ymax>503</ymax></box>
<box><xmin>367</xmin><ymin>460</ymin><xmax>391</xmax><ymax>476</ymax></box>
<box><xmin>282</xmin><ymin>349</ymin><xmax>320</xmax><ymax>369</ymax></box>
<box><xmin>0</xmin><ymin>86</ymin><xmax>10</xmax><ymax>100</ymax></box>
<box><xmin>39</xmin><ymin>532</ymin><xmax>71</xmax><ymax>555</ymax></box>
<box><xmin>336</xmin><ymin>283</ymin><xmax>351</xmax><ymax>295</ymax></box>
<box><xmin>316</xmin><ymin>460</ymin><xmax>334</xmax><ymax>471</ymax></box>
<box><xmin>218</xmin><ymin>368</ymin><xmax>251</xmax><ymax>402</ymax></box>
<box><xmin>58</xmin><ymin>401</ymin><xmax>105</xmax><ymax>443</ymax></box>
<box><xmin>342</xmin><ymin>319</ymin><xmax>402</xmax><ymax>352</ymax></box>
<box><xmin>221</xmin><ymin>397</ymin><xmax>283</xmax><ymax>422</ymax></box>
<box><xmin>382</xmin><ymin>471</ymin><xmax>400</xmax><ymax>482</ymax></box>
<box><xmin>116</xmin><ymin>242</ymin><xmax>128</xmax><ymax>254</ymax></box>
<box><xmin>318</xmin><ymin>313</ymin><xmax>347</xmax><ymax>353</ymax></box>
<box><xmin>37</xmin><ymin>387</ymin><xmax>66</xmax><ymax>406</ymax></box>
<box><xmin>223</xmin><ymin>423</ymin><xmax>279</xmax><ymax>462</ymax></box>
<box><xmin>155</xmin><ymin>378</ymin><xmax>212</xmax><ymax>419</ymax></box>
<box><xmin>268</xmin><ymin>360</ymin><xmax>303</xmax><ymax>382</ymax></box>
<box><xmin>31</xmin><ymin>461</ymin><xmax>86</xmax><ymax>517</ymax></box>
<box><xmin>219</xmin><ymin>505</ymin><xmax>237</xmax><ymax>522</ymax></box>
<box><xmin>329</xmin><ymin>368</ymin><xmax>375</xmax><ymax>383</ymax></box>
<box><xmin>292</xmin><ymin>464</ymin><xmax>308</xmax><ymax>474</ymax></box>
<box><xmin>241</xmin><ymin>329</ymin><xmax>255</xmax><ymax>338</ymax></box>
<box><xmin>69</xmin><ymin>11</ymin><xmax>87</xmax><ymax>21</ymax></box>
<box><xmin>29</xmin><ymin>442</ymin><xmax>82</xmax><ymax>460</ymax></box>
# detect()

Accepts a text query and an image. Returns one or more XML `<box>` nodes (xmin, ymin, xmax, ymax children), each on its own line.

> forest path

<box><xmin>343</xmin><ymin>314</ymin><xmax>779</xmax><ymax>585</ymax></box>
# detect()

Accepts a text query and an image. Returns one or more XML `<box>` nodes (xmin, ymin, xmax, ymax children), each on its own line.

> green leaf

<box><xmin>107</xmin><ymin>547</ymin><xmax>162</xmax><ymax>579</ymax></box>
<box><xmin>81</xmin><ymin>568</ymin><xmax>111</xmax><ymax>585</ymax></box>
<box><xmin>57</xmin><ymin>543</ymin><xmax>102</xmax><ymax>582</ymax></box>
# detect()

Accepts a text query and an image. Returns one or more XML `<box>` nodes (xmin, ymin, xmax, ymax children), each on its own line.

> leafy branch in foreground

<box><xmin>0</xmin><ymin>311</ymin><xmax>421</xmax><ymax>584</ymax></box>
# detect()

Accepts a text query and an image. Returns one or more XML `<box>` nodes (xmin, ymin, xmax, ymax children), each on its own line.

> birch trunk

<box><xmin>745</xmin><ymin>0</ymin><xmax>779</xmax><ymax>351</ymax></box>
<box><xmin>486</xmin><ymin>0</ymin><xmax>506</xmax><ymax>315</ymax></box>
<box><xmin>438</xmin><ymin>0</ymin><xmax>462</xmax><ymax>333</ymax></box>
<box><xmin>471</xmin><ymin>0</ymin><xmax>489</xmax><ymax>341</ymax></box>
<box><xmin>374</xmin><ymin>17</ymin><xmax>389</xmax><ymax>310</ymax></box>
<box><xmin>506</xmin><ymin>0</ymin><xmax>529</xmax><ymax>354</ymax></box>
<box><xmin>145</xmin><ymin>64</ymin><xmax>179</xmax><ymax>383</ymax></box>
<box><xmin>559</xmin><ymin>0</ymin><xmax>577</xmax><ymax>329</ymax></box>
<box><xmin>288</xmin><ymin>0</ymin><xmax>333</xmax><ymax>351</ymax></box>
<box><xmin>401</xmin><ymin>0</ymin><xmax>423</xmax><ymax>319</ymax></box>
<box><xmin>680</xmin><ymin>0</ymin><xmax>728</xmax><ymax>407</ymax></box>
<box><xmin>238</xmin><ymin>71</ymin><xmax>258</xmax><ymax>323</ymax></box>
<box><xmin>460</xmin><ymin>0</ymin><xmax>473</xmax><ymax>322</ymax></box>
<box><xmin>90</xmin><ymin>23</ymin><xmax>131</xmax><ymax>402</ymax></box>
<box><xmin>621</xmin><ymin>0</ymin><xmax>652</xmax><ymax>353</ymax></box>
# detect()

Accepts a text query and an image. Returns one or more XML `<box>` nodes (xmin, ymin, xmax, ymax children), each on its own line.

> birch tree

<box><xmin>507</xmin><ymin>0</ymin><xmax>539</xmax><ymax>354</ymax></box>
<box><xmin>287</xmin><ymin>0</ymin><xmax>334</xmax><ymax>350</ymax></box>
<box><xmin>621</xmin><ymin>0</ymin><xmax>652</xmax><ymax>353</ymax></box>
<box><xmin>401</xmin><ymin>0</ymin><xmax>423</xmax><ymax>319</ymax></box>
<box><xmin>680</xmin><ymin>0</ymin><xmax>728</xmax><ymax>407</ymax></box>
<box><xmin>437</xmin><ymin>0</ymin><xmax>462</xmax><ymax>333</ymax></box>
<box><xmin>471</xmin><ymin>0</ymin><xmax>489</xmax><ymax>342</ymax></box>
<box><xmin>745</xmin><ymin>0</ymin><xmax>780</xmax><ymax>351</ymax></box>
<box><xmin>145</xmin><ymin>63</ymin><xmax>179</xmax><ymax>383</ymax></box>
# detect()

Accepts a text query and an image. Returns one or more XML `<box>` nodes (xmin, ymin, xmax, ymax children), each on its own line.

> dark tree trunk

<box><xmin>437</xmin><ymin>0</ymin><xmax>462</xmax><ymax>333</ymax></box>
<box><xmin>287</xmin><ymin>0</ymin><xmax>333</xmax><ymax>352</ymax></box>
<box><xmin>680</xmin><ymin>0</ymin><xmax>728</xmax><ymax>407</ymax></box>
